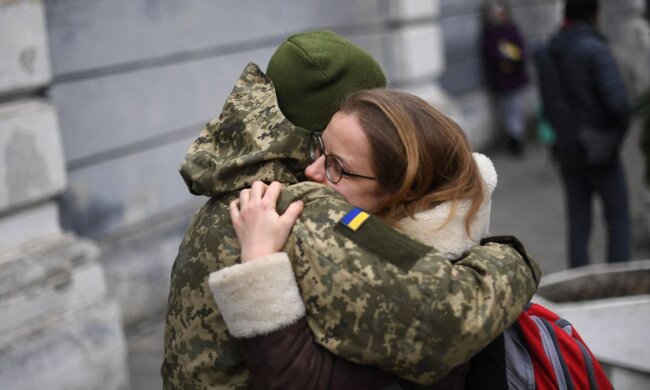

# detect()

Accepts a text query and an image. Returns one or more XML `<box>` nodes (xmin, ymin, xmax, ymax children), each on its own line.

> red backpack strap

<box><xmin>530</xmin><ymin>315</ymin><xmax>575</xmax><ymax>390</ymax></box>
<box><xmin>518</xmin><ymin>303</ymin><xmax>613</xmax><ymax>390</ymax></box>
<box><xmin>518</xmin><ymin>310</ymin><xmax>566</xmax><ymax>390</ymax></box>
<box><xmin>556</xmin><ymin>318</ymin><xmax>600</xmax><ymax>388</ymax></box>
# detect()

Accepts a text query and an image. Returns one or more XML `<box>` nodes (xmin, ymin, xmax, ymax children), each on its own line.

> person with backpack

<box><xmin>211</xmin><ymin>89</ymin><xmax>504</xmax><ymax>388</ymax></box>
<box><xmin>535</xmin><ymin>0</ymin><xmax>632</xmax><ymax>268</ymax></box>
<box><xmin>209</xmin><ymin>88</ymin><xmax>613</xmax><ymax>389</ymax></box>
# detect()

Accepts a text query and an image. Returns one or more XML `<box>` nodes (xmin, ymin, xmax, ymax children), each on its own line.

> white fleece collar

<box><xmin>395</xmin><ymin>153</ymin><xmax>497</xmax><ymax>259</ymax></box>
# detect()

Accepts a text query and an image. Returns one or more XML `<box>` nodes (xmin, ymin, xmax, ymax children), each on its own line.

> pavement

<box><xmin>126</xmin><ymin>121</ymin><xmax>649</xmax><ymax>388</ymax></box>
<box><xmin>127</xmin><ymin>313</ymin><xmax>166</xmax><ymax>390</ymax></box>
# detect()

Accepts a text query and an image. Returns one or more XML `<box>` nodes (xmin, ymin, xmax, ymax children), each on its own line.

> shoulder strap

<box><xmin>530</xmin><ymin>315</ymin><xmax>575</xmax><ymax>390</ymax></box>
<box><xmin>555</xmin><ymin>319</ymin><xmax>600</xmax><ymax>389</ymax></box>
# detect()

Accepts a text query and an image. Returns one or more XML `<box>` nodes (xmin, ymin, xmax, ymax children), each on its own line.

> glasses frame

<box><xmin>309</xmin><ymin>133</ymin><xmax>377</xmax><ymax>184</ymax></box>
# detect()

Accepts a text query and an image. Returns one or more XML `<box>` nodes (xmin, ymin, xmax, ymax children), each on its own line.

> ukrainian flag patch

<box><xmin>339</xmin><ymin>207</ymin><xmax>370</xmax><ymax>231</ymax></box>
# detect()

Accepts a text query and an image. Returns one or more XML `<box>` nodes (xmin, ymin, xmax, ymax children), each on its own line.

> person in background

<box><xmin>481</xmin><ymin>0</ymin><xmax>530</xmax><ymax>156</ymax></box>
<box><xmin>536</xmin><ymin>0</ymin><xmax>631</xmax><ymax>268</ymax></box>
<box><xmin>637</xmin><ymin>89</ymin><xmax>650</xmax><ymax>186</ymax></box>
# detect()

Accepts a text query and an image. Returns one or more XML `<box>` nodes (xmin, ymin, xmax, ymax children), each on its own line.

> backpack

<box><xmin>467</xmin><ymin>302</ymin><xmax>613</xmax><ymax>390</ymax></box>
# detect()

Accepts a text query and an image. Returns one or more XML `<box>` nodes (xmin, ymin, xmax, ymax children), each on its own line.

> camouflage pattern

<box><xmin>162</xmin><ymin>63</ymin><xmax>542</xmax><ymax>388</ymax></box>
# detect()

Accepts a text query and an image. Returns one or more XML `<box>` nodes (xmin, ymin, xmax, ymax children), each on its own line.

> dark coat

<box><xmin>482</xmin><ymin>22</ymin><xmax>529</xmax><ymax>93</ymax></box>
<box><xmin>535</xmin><ymin>22</ymin><xmax>630</xmax><ymax>166</ymax></box>
<box><xmin>237</xmin><ymin>317</ymin><xmax>469</xmax><ymax>390</ymax></box>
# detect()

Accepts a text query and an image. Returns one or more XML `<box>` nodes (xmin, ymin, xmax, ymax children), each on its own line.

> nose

<box><xmin>305</xmin><ymin>155</ymin><xmax>327</xmax><ymax>183</ymax></box>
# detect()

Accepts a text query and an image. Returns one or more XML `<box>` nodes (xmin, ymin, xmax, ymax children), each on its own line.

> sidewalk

<box><xmin>127</xmin><ymin>123</ymin><xmax>649</xmax><ymax>388</ymax></box>
<box><xmin>127</xmin><ymin>314</ymin><xmax>165</xmax><ymax>390</ymax></box>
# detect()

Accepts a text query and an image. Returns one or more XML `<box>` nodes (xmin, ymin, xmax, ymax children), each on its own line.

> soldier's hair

<box><xmin>339</xmin><ymin>89</ymin><xmax>484</xmax><ymax>234</ymax></box>
<box><xmin>564</xmin><ymin>0</ymin><xmax>599</xmax><ymax>22</ymax></box>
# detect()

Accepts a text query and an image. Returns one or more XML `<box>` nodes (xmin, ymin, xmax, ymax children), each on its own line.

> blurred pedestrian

<box><xmin>481</xmin><ymin>0</ymin><xmax>530</xmax><ymax>156</ymax></box>
<box><xmin>535</xmin><ymin>0</ymin><xmax>631</xmax><ymax>268</ymax></box>
<box><xmin>637</xmin><ymin>89</ymin><xmax>650</xmax><ymax>186</ymax></box>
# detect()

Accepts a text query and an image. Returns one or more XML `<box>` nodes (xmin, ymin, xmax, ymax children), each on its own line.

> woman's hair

<box><xmin>339</xmin><ymin>89</ymin><xmax>485</xmax><ymax>233</ymax></box>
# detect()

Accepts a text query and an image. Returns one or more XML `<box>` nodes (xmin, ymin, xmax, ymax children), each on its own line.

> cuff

<box><xmin>208</xmin><ymin>253</ymin><xmax>306</xmax><ymax>338</ymax></box>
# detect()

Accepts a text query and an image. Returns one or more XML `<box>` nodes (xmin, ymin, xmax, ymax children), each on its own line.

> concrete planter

<box><xmin>535</xmin><ymin>260</ymin><xmax>650</xmax><ymax>389</ymax></box>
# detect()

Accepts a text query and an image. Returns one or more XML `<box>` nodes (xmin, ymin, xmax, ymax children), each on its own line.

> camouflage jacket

<box><xmin>162</xmin><ymin>63</ymin><xmax>542</xmax><ymax>389</ymax></box>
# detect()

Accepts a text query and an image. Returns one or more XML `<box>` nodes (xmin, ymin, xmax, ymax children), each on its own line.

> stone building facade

<box><xmin>1</xmin><ymin>0</ymin><xmax>648</xmax><ymax>388</ymax></box>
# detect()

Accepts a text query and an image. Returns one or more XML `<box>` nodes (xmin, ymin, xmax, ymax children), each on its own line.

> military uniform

<box><xmin>162</xmin><ymin>63</ymin><xmax>541</xmax><ymax>389</ymax></box>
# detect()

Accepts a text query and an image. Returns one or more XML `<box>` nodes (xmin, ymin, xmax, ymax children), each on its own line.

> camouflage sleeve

<box><xmin>208</xmin><ymin>254</ymin><xmax>401</xmax><ymax>389</ymax></box>
<box><xmin>278</xmin><ymin>182</ymin><xmax>541</xmax><ymax>385</ymax></box>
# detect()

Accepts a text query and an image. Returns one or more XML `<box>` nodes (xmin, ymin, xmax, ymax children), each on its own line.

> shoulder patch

<box><xmin>334</xmin><ymin>207</ymin><xmax>432</xmax><ymax>272</ymax></box>
<box><xmin>340</xmin><ymin>207</ymin><xmax>370</xmax><ymax>231</ymax></box>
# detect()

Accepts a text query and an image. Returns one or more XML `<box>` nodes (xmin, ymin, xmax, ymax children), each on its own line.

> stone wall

<box><xmin>43</xmin><ymin>0</ymin><xmax>450</xmax><ymax>327</ymax></box>
<box><xmin>0</xmin><ymin>0</ymin><xmax>128</xmax><ymax>388</ymax></box>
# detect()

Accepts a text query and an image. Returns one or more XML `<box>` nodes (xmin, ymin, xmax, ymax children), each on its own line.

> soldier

<box><xmin>162</xmin><ymin>30</ymin><xmax>541</xmax><ymax>388</ymax></box>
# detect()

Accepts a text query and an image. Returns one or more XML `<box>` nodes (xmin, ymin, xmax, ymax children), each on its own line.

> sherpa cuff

<box><xmin>208</xmin><ymin>253</ymin><xmax>306</xmax><ymax>338</ymax></box>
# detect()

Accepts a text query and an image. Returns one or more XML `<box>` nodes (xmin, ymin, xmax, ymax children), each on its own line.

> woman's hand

<box><xmin>230</xmin><ymin>181</ymin><xmax>304</xmax><ymax>263</ymax></box>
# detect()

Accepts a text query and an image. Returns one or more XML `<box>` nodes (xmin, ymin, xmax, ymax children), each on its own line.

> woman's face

<box><xmin>305</xmin><ymin>111</ymin><xmax>389</xmax><ymax>212</ymax></box>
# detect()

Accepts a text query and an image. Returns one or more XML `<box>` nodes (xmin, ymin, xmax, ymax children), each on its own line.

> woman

<box><xmin>211</xmin><ymin>89</ymin><xmax>501</xmax><ymax>388</ymax></box>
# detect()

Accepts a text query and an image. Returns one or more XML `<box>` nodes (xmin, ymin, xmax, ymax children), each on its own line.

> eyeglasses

<box><xmin>309</xmin><ymin>133</ymin><xmax>377</xmax><ymax>184</ymax></box>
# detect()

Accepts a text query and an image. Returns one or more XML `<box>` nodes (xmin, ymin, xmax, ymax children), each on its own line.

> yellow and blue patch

<box><xmin>339</xmin><ymin>207</ymin><xmax>370</xmax><ymax>231</ymax></box>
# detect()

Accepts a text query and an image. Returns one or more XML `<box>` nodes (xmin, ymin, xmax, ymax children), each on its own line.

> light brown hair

<box><xmin>339</xmin><ymin>89</ymin><xmax>485</xmax><ymax>234</ymax></box>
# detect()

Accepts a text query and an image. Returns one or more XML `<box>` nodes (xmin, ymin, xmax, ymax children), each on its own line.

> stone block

<box><xmin>453</xmin><ymin>88</ymin><xmax>497</xmax><ymax>149</ymax></box>
<box><xmin>538</xmin><ymin>260</ymin><xmax>650</xmax><ymax>302</ymax></box>
<box><xmin>0</xmin><ymin>233</ymin><xmax>128</xmax><ymax>389</ymax></box>
<box><xmin>388</xmin><ymin>24</ymin><xmax>445</xmax><ymax>84</ymax></box>
<box><xmin>537</xmin><ymin>261</ymin><xmax>650</xmax><ymax>374</ymax></box>
<box><xmin>0</xmin><ymin>300</ymin><xmax>129</xmax><ymax>390</ymax></box>
<box><xmin>387</xmin><ymin>0</ymin><xmax>440</xmax><ymax>20</ymax></box>
<box><xmin>100</xmin><ymin>205</ymin><xmax>196</xmax><ymax>325</ymax></box>
<box><xmin>0</xmin><ymin>234</ymin><xmax>101</xmax><ymax>344</ymax></box>
<box><xmin>511</xmin><ymin>4</ymin><xmax>562</xmax><ymax>43</ymax></box>
<box><xmin>440</xmin><ymin>13</ymin><xmax>481</xmax><ymax>62</ymax></box>
<box><xmin>44</xmin><ymin>0</ymin><xmax>384</xmax><ymax>76</ymax></box>
<box><xmin>607</xmin><ymin>365</ymin><xmax>650</xmax><ymax>390</ymax></box>
<box><xmin>550</xmin><ymin>296</ymin><xmax>650</xmax><ymax>373</ymax></box>
<box><xmin>0</xmin><ymin>99</ymin><xmax>66</xmax><ymax>213</ymax></box>
<box><xmin>0</xmin><ymin>0</ymin><xmax>51</xmax><ymax>94</ymax></box>
<box><xmin>440</xmin><ymin>57</ymin><xmax>484</xmax><ymax>96</ymax></box>
<box><xmin>51</xmin><ymin>48</ymin><xmax>273</xmax><ymax>163</ymax></box>
<box><xmin>403</xmin><ymin>82</ymin><xmax>462</xmax><ymax>124</ymax></box>
<box><xmin>0</xmin><ymin>202</ymin><xmax>61</xmax><ymax>248</ymax></box>
<box><xmin>58</xmin><ymin>136</ymin><xmax>201</xmax><ymax>237</ymax></box>
<box><xmin>440</xmin><ymin>0</ymin><xmax>482</xmax><ymax>17</ymax></box>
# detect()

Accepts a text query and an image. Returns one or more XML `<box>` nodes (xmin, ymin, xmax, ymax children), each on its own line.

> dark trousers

<box><xmin>559</xmin><ymin>160</ymin><xmax>631</xmax><ymax>268</ymax></box>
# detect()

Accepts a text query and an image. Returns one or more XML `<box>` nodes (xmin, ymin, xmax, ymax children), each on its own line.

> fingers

<box><xmin>239</xmin><ymin>188</ymin><xmax>250</xmax><ymax>209</ymax></box>
<box><xmin>229</xmin><ymin>199</ymin><xmax>241</xmax><ymax>226</ymax></box>
<box><xmin>263</xmin><ymin>182</ymin><xmax>283</xmax><ymax>207</ymax></box>
<box><xmin>250</xmin><ymin>180</ymin><xmax>268</xmax><ymax>201</ymax></box>
<box><xmin>280</xmin><ymin>200</ymin><xmax>304</xmax><ymax>228</ymax></box>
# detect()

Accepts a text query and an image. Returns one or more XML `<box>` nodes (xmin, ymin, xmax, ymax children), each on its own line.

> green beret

<box><xmin>267</xmin><ymin>30</ymin><xmax>387</xmax><ymax>133</ymax></box>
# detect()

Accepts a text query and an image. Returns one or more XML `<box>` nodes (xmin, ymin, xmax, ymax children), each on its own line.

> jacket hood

<box><xmin>180</xmin><ymin>63</ymin><xmax>312</xmax><ymax>197</ymax></box>
<box><xmin>395</xmin><ymin>153</ymin><xmax>497</xmax><ymax>259</ymax></box>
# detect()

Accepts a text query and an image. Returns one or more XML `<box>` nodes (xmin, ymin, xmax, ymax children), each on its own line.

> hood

<box><xmin>395</xmin><ymin>153</ymin><xmax>497</xmax><ymax>259</ymax></box>
<box><xmin>180</xmin><ymin>63</ymin><xmax>312</xmax><ymax>197</ymax></box>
